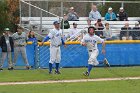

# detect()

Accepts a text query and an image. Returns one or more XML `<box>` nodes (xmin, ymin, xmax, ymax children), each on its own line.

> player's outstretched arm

<box><xmin>61</xmin><ymin>38</ymin><xmax>66</xmax><ymax>48</ymax></box>
<box><xmin>41</xmin><ymin>36</ymin><xmax>50</xmax><ymax>45</ymax></box>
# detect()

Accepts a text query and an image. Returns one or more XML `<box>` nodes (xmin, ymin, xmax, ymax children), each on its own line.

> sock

<box><xmin>55</xmin><ymin>63</ymin><xmax>59</xmax><ymax>72</ymax></box>
<box><xmin>99</xmin><ymin>61</ymin><xmax>103</xmax><ymax>64</ymax></box>
<box><xmin>88</xmin><ymin>64</ymin><xmax>93</xmax><ymax>73</ymax></box>
<box><xmin>49</xmin><ymin>63</ymin><xmax>52</xmax><ymax>72</ymax></box>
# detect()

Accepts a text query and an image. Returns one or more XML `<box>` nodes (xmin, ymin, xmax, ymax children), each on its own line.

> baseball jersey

<box><xmin>48</xmin><ymin>28</ymin><xmax>62</xmax><ymax>46</ymax></box>
<box><xmin>81</xmin><ymin>34</ymin><xmax>104</xmax><ymax>50</ymax></box>
<box><xmin>12</xmin><ymin>32</ymin><xmax>27</xmax><ymax>46</ymax></box>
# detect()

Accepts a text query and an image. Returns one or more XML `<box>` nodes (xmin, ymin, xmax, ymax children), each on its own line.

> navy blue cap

<box><xmin>53</xmin><ymin>21</ymin><xmax>60</xmax><ymax>25</ymax></box>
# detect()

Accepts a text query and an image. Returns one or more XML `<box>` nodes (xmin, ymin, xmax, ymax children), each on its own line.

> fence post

<box><xmin>40</xmin><ymin>10</ymin><xmax>42</xmax><ymax>32</ymax></box>
<box><xmin>35</xmin><ymin>45</ymin><xmax>40</xmax><ymax>69</ymax></box>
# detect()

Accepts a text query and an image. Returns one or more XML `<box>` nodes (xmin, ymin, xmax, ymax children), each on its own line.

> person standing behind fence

<box><xmin>12</xmin><ymin>26</ymin><xmax>30</xmax><ymax>69</ymax></box>
<box><xmin>67</xmin><ymin>7</ymin><xmax>79</xmax><ymax>21</ymax></box>
<box><xmin>0</xmin><ymin>28</ymin><xmax>14</xmax><ymax>70</ymax></box>
<box><xmin>105</xmin><ymin>7</ymin><xmax>117</xmax><ymax>21</ymax></box>
<box><xmin>87</xmin><ymin>5</ymin><xmax>102</xmax><ymax>26</ymax></box>
<box><xmin>42</xmin><ymin>21</ymin><xmax>66</xmax><ymax>74</ymax></box>
<box><xmin>27</xmin><ymin>31</ymin><xmax>37</xmax><ymax>44</ymax></box>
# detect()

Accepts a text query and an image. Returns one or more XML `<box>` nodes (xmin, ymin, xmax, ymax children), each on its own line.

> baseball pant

<box><xmin>13</xmin><ymin>46</ymin><xmax>29</xmax><ymax>66</ymax></box>
<box><xmin>0</xmin><ymin>52</ymin><xmax>13</xmax><ymax>68</ymax></box>
<box><xmin>49</xmin><ymin>46</ymin><xmax>61</xmax><ymax>64</ymax></box>
<box><xmin>88</xmin><ymin>49</ymin><xmax>99</xmax><ymax>66</ymax></box>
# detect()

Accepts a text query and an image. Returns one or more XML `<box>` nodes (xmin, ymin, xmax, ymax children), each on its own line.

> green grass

<box><xmin>0</xmin><ymin>80</ymin><xmax>140</xmax><ymax>93</ymax></box>
<box><xmin>0</xmin><ymin>66</ymin><xmax>139</xmax><ymax>82</ymax></box>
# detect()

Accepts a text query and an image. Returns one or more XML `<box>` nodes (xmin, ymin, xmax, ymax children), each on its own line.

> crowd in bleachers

<box><xmin>61</xmin><ymin>4</ymin><xmax>140</xmax><ymax>41</ymax></box>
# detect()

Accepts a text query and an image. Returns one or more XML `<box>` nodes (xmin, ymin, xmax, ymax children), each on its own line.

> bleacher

<box><xmin>21</xmin><ymin>17</ymin><xmax>140</xmax><ymax>36</ymax></box>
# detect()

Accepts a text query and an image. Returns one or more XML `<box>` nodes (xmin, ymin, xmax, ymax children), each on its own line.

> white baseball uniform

<box><xmin>81</xmin><ymin>34</ymin><xmax>104</xmax><ymax>66</ymax></box>
<box><xmin>48</xmin><ymin>28</ymin><xmax>63</xmax><ymax>64</ymax></box>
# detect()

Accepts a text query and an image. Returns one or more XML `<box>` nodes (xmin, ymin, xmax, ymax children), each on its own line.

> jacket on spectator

<box><xmin>61</xmin><ymin>20</ymin><xmax>70</xmax><ymax>29</ymax></box>
<box><xmin>67</xmin><ymin>12</ymin><xmax>79</xmax><ymax>21</ymax></box>
<box><xmin>95</xmin><ymin>22</ymin><xmax>104</xmax><ymax>37</ymax></box>
<box><xmin>118</xmin><ymin>11</ymin><xmax>128</xmax><ymax>21</ymax></box>
<box><xmin>120</xmin><ymin>27</ymin><xmax>132</xmax><ymax>40</ymax></box>
<box><xmin>88</xmin><ymin>11</ymin><xmax>102</xmax><ymax>21</ymax></box>
<box><xmin>0</xmin><ymin>35</ymin><xmax>14</xmax><ymax>52</ymax></box>
<box><xmin>105</xmin><ymin>12</ymin><xmax>117</xmax><ymax>21</ymax></box>
<box><xmin>132</xmin><ymin>27</ymin><xmax>140</xmax><ymax>40</ymax></box>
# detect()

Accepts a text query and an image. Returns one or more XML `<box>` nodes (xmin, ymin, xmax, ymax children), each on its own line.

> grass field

<box><xmin>0</xmin><ymin>80</ymin><xmax>140</xmax><ymax>93</ymax></box>
<box><xmin>0</xmin><ymin>66</ymin><xmax>140</xmax><ymax>93</ymax></box>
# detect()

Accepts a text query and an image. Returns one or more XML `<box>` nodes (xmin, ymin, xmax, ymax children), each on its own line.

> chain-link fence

<box><xmin>19</xmin><ymin>0</ymin><xmax>140</xmax><ymax>69</ymax></box>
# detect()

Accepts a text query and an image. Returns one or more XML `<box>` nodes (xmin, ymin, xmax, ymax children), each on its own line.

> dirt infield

<box><xmin>0</xmin><ymin>77</ymin><xmax>140</xmax><ymax>86</ymax></box>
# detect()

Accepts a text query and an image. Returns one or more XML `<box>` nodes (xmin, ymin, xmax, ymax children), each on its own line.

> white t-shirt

<box><xmin>68</xmin><ymin>28</ymin><xmax>83</xmax><ymax>40</ymax></box>
<box><xmin>81</xmin><ymin>34</ymin><xmax>104</xmax><ymax>50</ymax></box>
<box><xmin>48</xmin><ymin>28</ymin><xmax>62</xmax><ymax>46</ymax></box>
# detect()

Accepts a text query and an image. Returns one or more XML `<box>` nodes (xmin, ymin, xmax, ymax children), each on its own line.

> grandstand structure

<box><xmin>20</xmin><ymin>0</ymin><xmax>140</xmax><ymax>40</ymax></box>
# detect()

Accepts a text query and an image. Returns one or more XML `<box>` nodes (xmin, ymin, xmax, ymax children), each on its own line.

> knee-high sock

<box><xmin>55</xmin><ymin>63</ymin><xmax>59</xmax><ymax>71</ymax></box>
<box><xmin>49</xmin><ymin>63</ymin><xmax>52</xmax><ymax>72</ymax></box>
<box><xmin>99</xmin><ymin>61</ymin><xmax>103</xmax><ymax>64</ymax></box>
<box><xmin>88</xmin><ymin>64</ymin><xmax>93</xmax><ymax>73</ymax></box>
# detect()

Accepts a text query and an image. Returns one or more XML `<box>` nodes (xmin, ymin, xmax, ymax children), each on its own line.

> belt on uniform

<box><xmin>52</xmin><ymin>45</ymin><xmax>60</xmax><ymax>47</ymax></box>
<box><xmin>88</xmin><ymin>49</ymin><xmax>96</xmax><ymax>52</ymax></box>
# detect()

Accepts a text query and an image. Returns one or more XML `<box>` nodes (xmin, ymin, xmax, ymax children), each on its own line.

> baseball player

<box><xmin>42</xmin><ymin>20</ymin><xmax>66</xmax><ymax>74</ymax></box>
<box><xmin>0</xmin><ymin>28</ymin><xmax>14</xmax><ymax>70</ymax></box>
<box><xmin>12</xmin><ymin>26</ymin><xmax>30</xmax><ymax>69</ymax></box>
<box><xmin>81</xmin><ymin>26</ymin><xmax>110</xmax><ymax>76</ymax></box>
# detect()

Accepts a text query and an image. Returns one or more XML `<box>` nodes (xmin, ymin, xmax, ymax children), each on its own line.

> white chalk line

<box><xmin>0</xmin><ymin>77</ymin><xmax>140</xmax><ymax>85</ymax></box>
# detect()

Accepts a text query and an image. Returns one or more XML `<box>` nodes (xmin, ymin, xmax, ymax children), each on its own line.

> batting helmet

<box><xmin>88</xmin><ymin>26</ymin><xmax>96</xmax><ymax>33</ymax></box>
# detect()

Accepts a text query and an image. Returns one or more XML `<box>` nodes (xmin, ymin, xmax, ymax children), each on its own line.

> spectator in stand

<box><xmin>103</xmin><ymin>23</ymin><xmax>112</xmax><ymax>40</ymax></box>
<box><xmin>94</xmin><ymin>19</ymin><xmax>104</xmax><ymax>37</ymax></box>
<box><xmin>67</xmin><ymin>7</ymin><xmax>79</xmax><ymax>21</ymax></box>
<box><xmin>105</xmin><ymin>7</ymin><xmax>117</xmax><ymax>21</ymax></box>
<box><xmin>87</xmin><ymin>5</ymin><xmax>102</xmax><ymax>26</ymax></box>
<box><xmin>67</xmin><ymin>22</ymin><xmax>80</xmax><ymax>41</ymax></box>
<box><xmin>120</xmin><ymin>22</ymin><xmax>132</xmax><ymax>40</ymax></box>
<box><xmin>117</xmin><ymin>7</ymin><xmax>128</xmax><ymax>21</ymax></box>
<box><xmin>61</xmin><ymin>14</ymin><xmax>70</xmax><ymax>29</ymax></box>
<box><xmin>132</xmin><ymin>22</ymin><xmax>140</xmax><ymax>40</ymax></box>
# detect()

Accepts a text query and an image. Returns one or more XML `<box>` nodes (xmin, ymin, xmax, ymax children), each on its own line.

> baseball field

<box><xmin>0</xmin><ymin>66</ymin><xmax>140</xmax><ymax>93</ymax></box>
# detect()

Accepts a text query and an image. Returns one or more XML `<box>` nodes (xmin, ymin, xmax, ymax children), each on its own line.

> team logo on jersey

<box><xmin>85</xmin><ymin>40</ymin><xmax>96</xmax><ymax>44</ymax></box>
<box><xmin>56</xmin><ymin>33</ymin><xmax>60</xmax><ymax>37</ymax></box>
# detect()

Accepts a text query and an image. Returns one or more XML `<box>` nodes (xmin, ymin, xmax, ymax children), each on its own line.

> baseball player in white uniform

<box><xmin>81</xmin><ymin>26</ymin><xmax>110</xmax><ymax>76</ymax></box>
<box><xmin>42</xmin><ymin>21</ymin><xmax>66</xmax><ymax>74</ymax></box>
<box><xmin>12</xmin><ymin>26</ymin><xmax>30</xmax><ymax>69</ymax></box>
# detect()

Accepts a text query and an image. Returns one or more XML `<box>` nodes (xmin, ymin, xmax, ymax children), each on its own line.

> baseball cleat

<box><xmin>49</xmin><ymin>71</ymin><xmax>52</xmax><ymax>74</ymax></box>
<box><xmin>8</xmin><ymin>67</ymin><xmax>14</xmax><ymax>70</ymax></box>
<box><xmin>26</xmin><ymin>66</ymin><xmax>30</xmax><ymax>70</ymax></box>
<box><xmin>83</xmin><ymin>71</ymin><xmax>89</xmax><ymax>76</ymax></box>
<box><xmin>104</xmin><ymin>58</ymin><xmax>110</xmax><ymax>67</ymax></box>
<box><xmin>0</xmin><ymin>68</ymin><xmax>3</xmax><ymax>71</ymax></box>
<box><xmin>55</xmin><ymin>70</ymin><xmax>61</xmax><ymax>74</ymax></box>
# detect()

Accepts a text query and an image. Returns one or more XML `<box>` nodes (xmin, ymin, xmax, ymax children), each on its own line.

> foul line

<box><xmin>0</xmin><ymin>77</ymin><xmax>140</xmax><ymax>86</ymax></box>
